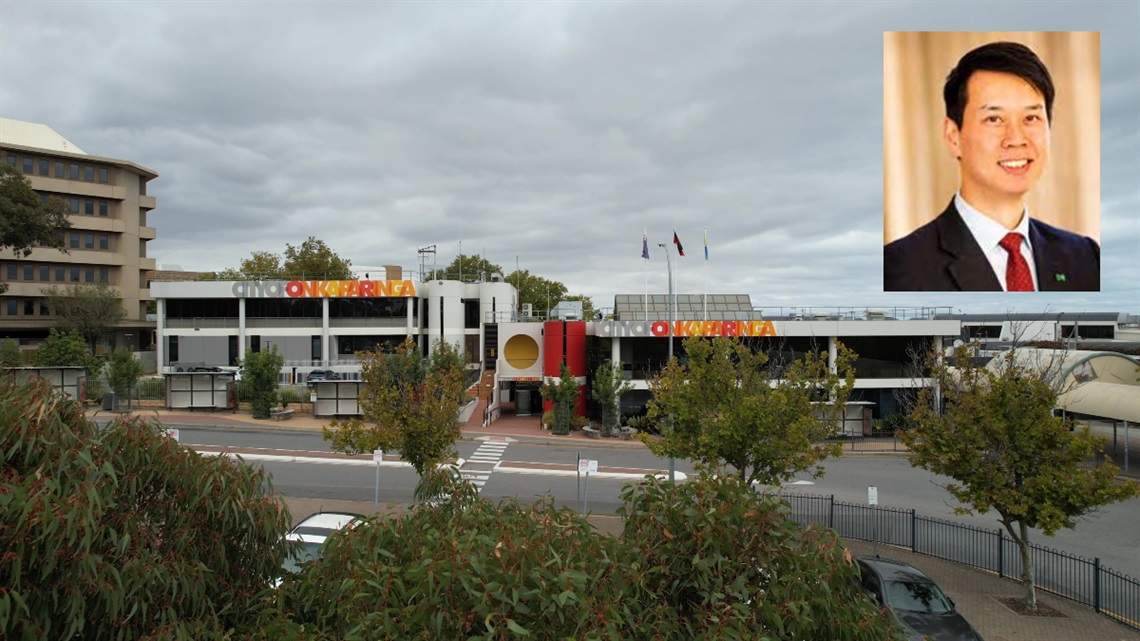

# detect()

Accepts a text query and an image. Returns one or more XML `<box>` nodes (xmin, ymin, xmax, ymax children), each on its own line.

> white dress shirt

<box><xmin>955</xmin><ymin>193</ymin><xmax>1039</xmax><ymax>292</ymax></box>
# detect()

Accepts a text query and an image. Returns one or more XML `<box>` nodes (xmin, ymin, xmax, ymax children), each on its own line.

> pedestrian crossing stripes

<box><xmin>461</xmin><ymin>441</ymin><xmax>508</xmax><ymax>493</ymax></box>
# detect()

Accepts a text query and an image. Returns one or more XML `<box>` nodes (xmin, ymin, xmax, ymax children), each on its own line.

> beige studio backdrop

<box><xmin>883</xmin><ymin>31</ymin><xmax>1100</xmax><ymax>245</ymax></box>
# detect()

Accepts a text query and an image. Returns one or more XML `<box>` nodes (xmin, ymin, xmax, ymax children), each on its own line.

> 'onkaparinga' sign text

<box><xmin>230</xmin><ymin>280</ymin><xmax>417</xmax><ymax>298</ymax></box>
<box><xmin>599</xmin><ymin>320</ymin><xmax>777</xmax><ymax>338</ymax></box>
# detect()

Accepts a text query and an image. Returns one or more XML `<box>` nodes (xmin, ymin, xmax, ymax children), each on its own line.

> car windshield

<box><xmin>886</xmin><ymin>580</ymin><xmax>954</xmax><ymax>614</ymax></box>
<box><xmin>281</xmin><ymin>540</ymin><xmax>325</xmax><ymax>574</ymax></box>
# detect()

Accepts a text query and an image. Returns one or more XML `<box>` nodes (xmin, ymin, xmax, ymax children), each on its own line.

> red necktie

<box><xmin>999</xmin><ymin>232</ymin><xmax>1035</xmax><ymax>292</ymax></box>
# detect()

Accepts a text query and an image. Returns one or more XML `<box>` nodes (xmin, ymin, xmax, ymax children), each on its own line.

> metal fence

<box><xmin>779</xmin><ymin>492</ymin><xmax>1140</xmax><ymax>631</ymax></box>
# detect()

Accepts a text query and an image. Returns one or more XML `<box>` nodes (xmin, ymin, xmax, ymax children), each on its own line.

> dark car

<box><xmin>187</xmin><ymin>365</ymin><xmax>224</xmax><ymax>372</ymax></box>
<box><xmin>856</xmin><ymin>556</ymin><xmax>984</xmax><ymax>641</ymax></box>
<box><xmin>306</xmin><ymin>369</ymin><xmax>340</xmax><ymax>383</ymax></box>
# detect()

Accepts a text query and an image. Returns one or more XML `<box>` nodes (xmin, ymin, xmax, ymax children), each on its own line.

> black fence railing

<box><xmin>778</xmin><ymin>492</ymin><xmax>1140</xmax><ymax>631</ymax></box>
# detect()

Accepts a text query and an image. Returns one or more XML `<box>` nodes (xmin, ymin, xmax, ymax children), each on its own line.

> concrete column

<box><xmin>321</xmin><ymin>298</ymin><xmax>330</xmax><ymax>365</ymax></box>
<box><xmin>828</xmin><ymin>336</ymin><xmax>837</xmax><ymax>374</ymax></box>
<box><xmin>156</xmin><ymin>298</ymin><xmax>165</xmax><ymax>371</ymax></box>
<box><xmin>237</xmin><ymin>298</ymin><xmax>246</xmax><ymax>364</ymax></box>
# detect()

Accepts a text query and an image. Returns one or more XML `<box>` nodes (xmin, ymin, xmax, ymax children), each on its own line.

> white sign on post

<box><xmin>579</xmin><ymin>459</ymin><xmax>598</xmax><ymax>474</ymax></box>
<box><xmin>868</xmin><ymin>485</ymin><xmax>878</xmax><ymax>505</ymax></box>
<box><xmin>166</xmin><ymin>428</ymin><xmax>179</xmax><ymax>442</ymax></box>
<box><xmin>373</xmin><ymin>449</ymin><xmax>384</xmax><ymax>464</ymax></box>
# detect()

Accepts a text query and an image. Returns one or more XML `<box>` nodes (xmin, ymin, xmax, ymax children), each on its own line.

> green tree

<box><xmin>592</xmin><ymin>359</ymin><xmax>633</xmax><ymax>437</ymax></box>
<box><xmin>240</xmin><ymin>345</ymin><xmax>285</xmax><ymax>419</ymax></box>
<box><xmin>218</xmin><ymin>250</ymin><xmax>285</xmax><ymax>280</ymax></box>
<box><xmin>899</xmin><ymin>346</ymin><xmax>1138</xmax><ymax>611</ymax></box>
<box><xmin>0</xmin><ymin>163</ymin><xmax>70</xmax><ymax>295</ymax></box>
<box><xmin>0</xmin><ymin>338</ymin><xmax>23</xmax><ymax>367</ymax></box>
<box><xmin>506</xmin><ymin>269</ymin><xmax>568</xmax><ymax>317</ymax></box>
<box><xmin>30</xmin><ymin>328</ymin><xmax>103</xmax><ymax>374</ymax></box>
<box><xmin>324</xmin><ymin>337</ymin><xmax>466</xmax><ymax>478</ymax></box>
<box><xmin>426</xmin><ymin>253</ymin><xmax>503</xmax><ymax>282</ymax></box>
<box><xmin>282</xmin><ymin>237</ymin><xmax>353</xmax><ymax>280</ymax></box>
<box><xmin>0</xmin><ymin>378</ymin><xmax>293</xmax><ymax>639</ymax></box>
<box><xmin>105</xmin><ymin>347</ymin><xmax>144</xmax><ymax>403</ymax></box>
<box><xmin>41</xmin><ymin>281</ymin><xmax>127</xmax><ymax>350</ymax></box>
<box><xmin>644</xmin><ymin>336</ymin><xmax>855</xmax><ymax>487</ymax></box>
<box><xmin>540</xmin><ymin>362</ymin><xmax>579</xmax><ymax>436</ymax></box>
<box><xmin>261</xmin><ymin>472</ymin><xmax>898</xmax><ymax>640</ymax></box>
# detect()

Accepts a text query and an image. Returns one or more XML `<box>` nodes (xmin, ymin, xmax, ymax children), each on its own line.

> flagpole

<box><xmin>643</xmin><ymin>227</ymin><xmax>649</xmax><ymax>321</ymax></box>
<box><xmin>703</xmin><ymin>228</ymin><xmax>708</xmax><ymax>321</ymax></box>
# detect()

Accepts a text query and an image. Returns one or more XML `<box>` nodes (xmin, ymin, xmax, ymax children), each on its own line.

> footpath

<box><xmin>90</xmin><ymin>405</ymin><xmax>1140</xmax><ymax>641</ymax></box>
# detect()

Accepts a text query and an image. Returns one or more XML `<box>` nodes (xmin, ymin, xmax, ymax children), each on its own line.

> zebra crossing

<box><xmin>460</xmin><ymin>440</ymin><xmax>509</xmax><ymax>492</ymax></box>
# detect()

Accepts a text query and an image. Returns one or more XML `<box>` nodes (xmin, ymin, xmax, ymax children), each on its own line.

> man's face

<box><xmin>944</xmin><ymin>69</ymin><xmax>1051</xmax><ymax>211</ymax></box>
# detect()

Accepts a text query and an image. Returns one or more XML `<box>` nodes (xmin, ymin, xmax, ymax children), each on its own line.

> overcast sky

<box><xmin>2</xmin><ymin>1</ymin><xmax>1136</xmax><ymax>315</ymax></box>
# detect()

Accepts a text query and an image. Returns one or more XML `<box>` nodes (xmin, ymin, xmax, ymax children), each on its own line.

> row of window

<box><xmin>5</xmin><ymin>154</ymin><xmax>111</xmax><ymax>184</ymax></box>
<box><xmin>4</xmin><ymin>299</ymin><xmax>50</xmax><ymax>317</ymax></box>
<box><xmin>65</xmin><ymin>231</ymin><xmax>113</xmax><ymax>251</ymax></box>
<box><xmin>53</xmin><ymin>195</ymin><xmax>111</xmax><ymax>217</ymax></box>
<box><xmin>164</xmin><ymin>298</ymin><xmax>415</xmax><ymax>319</ymax></box>
<box><xmin>3</xmin><ymin>263</ymin><xmax>110</xmax><ymax>284</ymax></box>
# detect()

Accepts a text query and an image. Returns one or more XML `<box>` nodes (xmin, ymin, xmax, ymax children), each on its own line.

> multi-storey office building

<box><xmin>0</xmin><ymin>118</ymin><xmax>158</xmax><ymax>351</ymax></box>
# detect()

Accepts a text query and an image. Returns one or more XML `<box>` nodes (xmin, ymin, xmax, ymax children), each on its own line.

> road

<box><xmin>162</xmin><ymin>425</ymin><xmax>1139</xmax><ymax>579</ymax></box>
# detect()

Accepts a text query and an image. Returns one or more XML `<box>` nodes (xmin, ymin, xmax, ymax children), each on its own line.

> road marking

<box><xmin>460</xmin><ymin>442</ymin><xmax>510</xmax><ymax>493</ymax></box>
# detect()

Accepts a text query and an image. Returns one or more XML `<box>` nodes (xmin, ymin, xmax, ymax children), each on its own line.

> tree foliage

<box><xmin>426</xmin><ymin>253</ymin><xmax>503</xmax><ymax>282</ymax></box>
<box><xmin>325</xmin><ymin>338</ymin><xmax>466</xmax><ymax>477</ymax></box>
<box><xmin>41</xmin><ymin>281</ymin><xmax>127</xmax><ymax>349</ymax></box>
<box><xmin>0</xmin><ymin>338</ymin><xmax>23</xmax><ymax>367</ymax></box>
<box><xmin>0</xmin><ymin>163</ymin><xmax>70</xmax><ymax>295</ymax></box>
<box><xmin>208</xmin><ymin>238</ymin><xmax>353</xmax><ymax>281</ymax></box>
<box><xmin>540</xmin><ymin>362</ymin><xmax>579</xmax><ymax>436</ymax></box>
<box><xmin>0</xmin><ymin>378</ymin><xmax>293</xmax><ymax>640</ymax></box>
<box><xmin>644</xmin><ymin>336</ymin><xmax>856</xmax><ymax>487</ymax></box>
<box><xmin>30</xmin><ymin>328</ymin><xmax>103</xmax><ymax>374</ymax></box>
<box><xmin>592</xmin><ymin>359</ymin><xmax>633</xmax><ymax>437</ymax></box>
<box><xmin>508</xmin><ymin>268</ymin><xmax>568</xmax><ymax>317</ymax></box>
<box><xmin>105</xmin><ymin>347</ymin><xmax>144</xmax><ymax>397</ymax></box>
<box><xmin>282</xmin><ymin>237</ymin><xmax>353</xmax><ymax>280</ymax></box>
<box><xmin>241</xmin><ymin>346</ymin><xmax>285</xmax><ymax>419</ymax></box>
<box><xmin>259</xmin><ymin>472</ymin><xmax>898</xmax><ymax>640</ymax></box>
<box><xmin>898</xmin><ymin>346</ymin><xmax>1138</xmax><ymax>610</ymax></box>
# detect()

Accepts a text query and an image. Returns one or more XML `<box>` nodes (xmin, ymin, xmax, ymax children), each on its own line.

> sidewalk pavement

<box><xmin>88</xmin><ymin>404</ymin><xmax>651</xmax><ymax>448</ymax></box>
<box><xmin>283</xmin><ymin>497</ymin><xmax>1140</xmax><ymax>641</ymax></box>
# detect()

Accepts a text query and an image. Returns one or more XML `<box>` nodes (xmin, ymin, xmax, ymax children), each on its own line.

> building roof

<box><xmin>935</xmin><ymin>312</ymin><xmax>1128</xmax><ymax>323</ymax></box>
<box><xmin>0</xmin><ymin>117</ymin><xmax>86</xmax><ymax>155</ymax></box>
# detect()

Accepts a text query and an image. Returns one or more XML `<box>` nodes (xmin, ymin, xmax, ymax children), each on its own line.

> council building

<box><xmin>0</xmin><ymin>118</ymin><xmax>158</xmax><ymax>353</ymax></box>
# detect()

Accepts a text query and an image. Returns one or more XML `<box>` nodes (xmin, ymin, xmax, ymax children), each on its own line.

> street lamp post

<box><xmin>658</xmin><ymin>243</ymin><xmax>676</xmax><ymax>483</ymax></box>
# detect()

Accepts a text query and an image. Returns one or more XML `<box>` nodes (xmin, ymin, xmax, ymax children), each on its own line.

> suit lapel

<box><xmin>937</xmin><ymin>203</ymin><xmax>1003</xmax><ymax>291</ymax></box>
<box><xmin>1030</xmin><ymin>220</ymin><xmax>1066</xmax><ymax>291</ymax></box>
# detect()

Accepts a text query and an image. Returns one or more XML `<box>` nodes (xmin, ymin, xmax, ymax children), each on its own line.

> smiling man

<box><xmin>884</xmin><ymin>41</ymin><xmax>1100</xmax><ymax>292</ymax></box>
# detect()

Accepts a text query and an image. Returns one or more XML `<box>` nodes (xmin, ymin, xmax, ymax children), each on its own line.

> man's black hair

<box><xmin>943</xmin><ymin>41</ymin><xmax>1054</xmax><ymax>128</ymax></box>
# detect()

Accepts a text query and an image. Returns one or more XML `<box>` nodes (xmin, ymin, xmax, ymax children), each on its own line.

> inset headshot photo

<box><xmin>883</xmin><ymin>32</ymin><xmax>1100</xmax><ymax>292</ymax></box>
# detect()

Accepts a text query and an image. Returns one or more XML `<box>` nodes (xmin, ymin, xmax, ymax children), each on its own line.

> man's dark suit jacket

<box><xmin>883</xmin><ymin>201</ymin><xmax>1100</xmax><ymax>292</ymax></box>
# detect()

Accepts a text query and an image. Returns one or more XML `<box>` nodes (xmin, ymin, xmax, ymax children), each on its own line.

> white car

<box><xmin>278</xmin><ymin>511</ymin><xmax>363</xmax><ymax>581</ymax></box>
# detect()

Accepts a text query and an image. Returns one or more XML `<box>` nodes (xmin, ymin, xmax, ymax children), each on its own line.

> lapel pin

<box><xmin>1054</xmin><ymin>273</ymin><xmax>1067</xmax><ymax>283</ymax></box>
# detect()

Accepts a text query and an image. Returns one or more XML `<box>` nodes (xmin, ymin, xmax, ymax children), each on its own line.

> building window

<box><xmin>40</xmin><ymin>266</ymin><xmax>50</xmax><ymax>281</ymax></box>
<box><xmin>38</xmin><ymin>159</ymin><xmax>49</xmax><ymax>175</ymax></box>
<box><xmin>84</xmin><ymin>166</ymin><xmax>94</xmax><ymax>181</ymax></box>
<box><xmin>69</xmin><ymin>164</ymin><xmax>80</xmax><ymax>180</ymax></box>
<box><xmin>70</xmin><ymin>267</ymin><xmax>80</xmax><ymax>282</ymax></box>
<box><xmin>98</xmin><ymin>201</ymin><xmax>108</xmax><ymax>216</ymax></box>
<box><xmin>40</xmin><ymin>302</ymin><xmax>50</xmax><ymax>316</ymax></box>
<box><xmin>83</xmin><ymin>200</ymin><xmax>93</xmax><ymax>215</ymax></box>
<box><xmin>69</xmin><ymin>232</ymin><xmax>80</xmax><ymax>249</ymax></box>
<box><xmin>85</xmin><ymin>267</ymin><xmax>95</xmax><ymax>282</ymax></box>
<box><xmin>24</xmin><ymin>300</ymin><xmax>34</xmax><ymax>315</ymax></box>
<box><xmin>55</xmin><ymin>266</ymin><xmax>64</xmax><ymax>281</ymax></box>
<box><xmin>22</xmin><ymin>158</ymin><xmax>33</xmax><ymax>174</ymax></box>
<box><xmin>5</xmin><ymin>264</ymin><xmax>15</xmax><ymax>279</ymax></box>
<box><xmin>70</xmin><ymin>198</ymin><xmax>80</xmax><ymax>213</ymax></box>
<box><xmin>54</xmin><ymin>161</ymin><xmax>65</xmax><ymax>178</ymax></box>
<box><xmin>84</xmin><ymin>234</ymin><xmax>94</xmax><ymax>249</ymax></box>
<box><xmin>23</xmin><ymin>265</ymin><xmax>33</xmax><ymax>280</ymax></box>
<box><xmin>98</xmin><ymin>167</ymin><xmax>109</xmax><ymax>183</ymax></box>
<box><xmin>4</xmin><ymin>155</ymin><xmax>15</xmax><ymax>166</ymax></box>
<box><xmin>98</xmin><ymin>235</ymin><xmax>109</xmax><ymax>250</ymax></box>
<box><xmin>99</xmin><ymin>267</ymin><xmax>109</xmax><ymax>282</ymax></box>
<box><xmin>6</xmin><ymin>300</ymin><xmax>16</xmax><ymax>316</ymax></box>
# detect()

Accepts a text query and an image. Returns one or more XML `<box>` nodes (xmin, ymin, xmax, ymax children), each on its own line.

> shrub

<box><xmin>541</xmin><ymin>410</ymin><xmax>553</xmax><ymax>429</ymax></box>
<box><xmin>570</xmin><ymin>414</ymin><xmax>590</xmax><ymax>430</ymax></box>
<box><xmin>0</xmin><ymin>338</ymin><xmax>23</xmax><ymax>367</ymax></box>
<box><xmin>278</xmin><ymin>387</ymin><xmax>305</xmax><ymax>407</ymax></box>
<box><xmin>240</xmin><ymin>347</ymin><xmax>284</xmax><ymax>419</ymax></box>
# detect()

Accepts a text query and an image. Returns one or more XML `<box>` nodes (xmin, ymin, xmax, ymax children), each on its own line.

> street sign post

<box><xmin>579</xmin><ymin>459</ymin><xmax>598</xmax><ymax>513</ymax></box>
<box><xmin>373</xmin><ymin>449</ymin><xmax>384</xmax><ymax>512</ymax></box>
<box><xmin>869</xmin><ymin>485</ymin><xmax>879</xmax><ymax>557</ymax></box>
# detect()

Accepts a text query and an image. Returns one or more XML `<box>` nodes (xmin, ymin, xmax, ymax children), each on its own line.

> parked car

<box><xmin>856</xmin><ymin>556</ymin><xmax>984</xmax><ymax>641</ymax></box>
<box><xmin>277</xmin><ymin>511</ymin><xmax>364</xmax><ymax>586</ymax></box>
<box><xmin>187</xmin><ymin>365</ymin><xmax>224</xmax><ymax>372</ymax></box>
<box><xmin>306</xmin><ymin>369</ymin><xmax>340</xmax><ymax>384</ymax></box>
